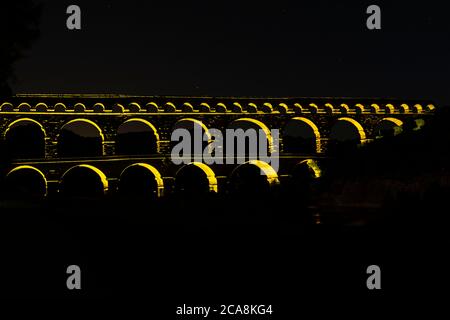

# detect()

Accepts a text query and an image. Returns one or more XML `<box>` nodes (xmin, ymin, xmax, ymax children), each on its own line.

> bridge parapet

<box><xmin>1</xmin><ymin>95</ymin><xmax>436</xmax><ymax>115</ymax></box>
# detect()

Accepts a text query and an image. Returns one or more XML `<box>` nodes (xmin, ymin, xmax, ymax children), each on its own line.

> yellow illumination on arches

<box><xmin>6</xmin><ymin>165</ymin><xmax>48</xmax><ymax>196</ymax></box>
<box><xmin>120</xmin><ymin>163</ymin><xmax>164</xmax><ymax>188</ymax></box>
<box><xmin>291</xmin><ymin>117</ymin><xmax>320</xmax><ymax>137</ymax></box>
<box><xmin>381</xmin><ymin>117</ymin><xmax>403</xmax><ymax>127</ymax></box>
<box><xmin>4</xmin><ymin>118</ymin><xmax>46</xmax><ymax>138</ymax></box>
<box><xmin>177</xmin><ymin>162</ymin><xmax>218</xmax><ymax>193</ymax></box>
<box><xmin>175</xmin><ymin>118</ymin><xmax>211</xmax><ymax>140</ymax></box>
<box><xmin>119</xmin><ymin>118</ymin><xmax>159</xmax><ymax>139</ymax></box>
<box><xmin>230</xmin><ymin>118</ymin><xmax>273</xmax><ymax>150</ymax></box>
<box><xmin>234</xmin><ymin>160</ymin><xmax>279</xmax><ymax>186</ymax></box>
<box><xmin>61</xmin><ymin>118</ymin><xmax>104</xmax><ymax>139</ymax></box>
<box><xmin>336</xmin><ymin>117</ymin><xmax>367</xmax><ymax>140</ymax></box>
<box><xmin>61</xmin><ymin>164</ymin><xmax>108</xmax><ymax>192</ymax></box>
<box><xmin>289</xmin><ymin>117</ymin><xmax>321</xmax><ymax>152</ymax></box>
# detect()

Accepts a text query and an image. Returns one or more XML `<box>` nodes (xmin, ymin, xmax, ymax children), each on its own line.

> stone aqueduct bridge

<box><xmin>0</xmin><ymin>94</ymin><xmax>435</xmax><ymax>197</ymax></box>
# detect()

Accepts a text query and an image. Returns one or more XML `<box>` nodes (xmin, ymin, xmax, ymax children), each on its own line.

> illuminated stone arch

<box><xmin>116</xmin><ymin>118</ymin><xmax>159</xmax><ymax>155</ymax></box>
<box><xmin>35</xmin><ymin>102</ymin><xmax>48</xmax><ymax>112</ymax></box>
<box><xmin>0</xmin><ymin>102</ymin><xmax>13</xmax><ymax>112</ymax></box>
<box><xmin>330</xmin><ymin>117</ymin><xmax>366</xmax><ymax>141</ymax></box>
<box><xmin>175</xmin><ymin>162</ymin><xmax>218</xmax><ymax>193</ymax></box>
<box><xmin>172</xmin><ymin>118</ymin><xmax>212</xmax><ymax>160</ymax></box>
<box><xmin>292</xmin><ymin>159</ymin><xmax>321</xmax><ymax>181</ymax></box>
<box><xmin>57</xmin><ymin>119</ymin><xmax>104</xmax><ymax>157</ymax></box>
<box><xmin>119</xmin><ymin>163</ymin><xmax>164</xmax><ymax>198</ymax></box>
<box><xmin>375</xmin><ymin>118</ymin><xmax>403</xmax><ymax>138</ymax></box>
<box><xmin>283</xmin><ymin>117</ymin><xmax>320</xmax><ymax>153</ymax></box>
<box><xmin>329</xmin><ymin>117</ymin><xmax>366</xmax><ymax>153</ymax></box>
<box><xmin>173</xmin><ymin>118</ymin><xmax>211</xmax><ymax>138</ymax></box>
<box><xmin>230</xmin><ymin>160</ymin><xmax>279</xmax><ymax>195</ymax></box>
<box><xmin>5</xmin><ymin>165</ymin><xmax>47</xmax><ymax>198</ymax></box>
<box><xmin>4</xmin><ymin>118</ymin><xmax>46</xmax><ymax>159</ymax></box>
<box><xmin>289</xmin><ymin>159</ymin><xmax>321</xmax><ymax>197</ymax></box>
<box><xmin>59</xmin><ymin>164</ymin><xmax>108</xmax><ymax>197</ymax></box>
<box><xmin>226</xmin><ymin>118</ymin><xmax>273</xmax><ymax>161</ymax></box>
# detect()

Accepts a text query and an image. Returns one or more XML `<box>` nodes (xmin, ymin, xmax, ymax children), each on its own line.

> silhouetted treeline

<box><xmin>318</xmin><ymin>106</ymin><xmax>450</xmax><ymax>226</ymax></box>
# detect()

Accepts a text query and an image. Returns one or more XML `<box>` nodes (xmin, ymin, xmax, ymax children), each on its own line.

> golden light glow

<box><xmin>6</xmin><ymin>165</ymin><xmax>48</xmax><ymax>196</ymax></box>
<box><xmin>289</xmin><ymin>117</ymin><xmax>321</xmax><ymax>152</ymax></box>
<box><xmin>400</xmin><ymin>104</ymin><xmax>410</xmax><ymax>113</ymax></box>
<box><xmin>120</xmin><ymin>163</ymin><xmax>164</xmax><ymax>189</ymax></box>
<box><xmin>340</xmin><ymin>104</ymin><xmax>350</xmax><ymax>113</ymax></box>
<box><xmin>355</xmin><ymin>104</ymin><xmax>365</xmax><ymax>113</ymax></box>
<box><xmin>370</xmin><ymin>104</ymin><xmax>381</xmax><ymax>113</ymax></box>
<box><xmin>298</xmin><ymin>159</ymin><xmax>322</xmax><ymax>178</ymax></box>
<box><xmin>179</xmin><ymin>162</ymin><xmax>218</xmax><ymax>193</ymax></box>
<box><xmin>324</xmin><ymin>103</ymin><xmax>334</xmax><ymax>113</ymax></box>
<box><xmin>175</xmin><ymin>118</ymin><xmax>211</xmax><ymax>140</ymax></box>
<box><xmin>60</xmin><ymin>164</ymin><xmax>109</xmax><ymax>193</ymax></box>
<box><xmin>426</xmin><ymin>104</ymin><xmax>436</xmax><ymax>112</ymax></box>
<box><xmin>385</xmin><ymin>104</ymin><xmax>395</xmax><ymax>113</ymax></box>
<box><xmin>382</xmin><ymin>117</ymin><xmax>403</xmax><ymax>127</ymax></box>
<box><xmin>61</xmin><ymin>118</ymin><xmax>105</xmax><ymax>139</ymax></box>
<box><xmin>118</xmin><ymin>118</ymin><xmax>159</xmax><ymax>139</ymax></box>
<box><xmin>337</xmin><ymin>117</ymin><xmax>367</xmax><ymax>141</ymax></box>
<box><xmin>309</xmin><ymin>103</ymin><xmax>319</xmax><ymax>113</ymax></box>
<box><xmin>4</xmin><ymin>118</ymin><xmax>46</xmax><ymax>138</ymax></box>
<box><xmin>230</xmin><ymin>118</ymin><xmax>273</xmax><ymax>151</ymax></box>
<box><xmin>244</xmin><ymin>160</ymin><xmax>279</xmax><ymax>185</ymax></box>
<box><xmin>413</xmin><ymin>104</ymin><xmax>423</xmax><ymax>113</ymax></box>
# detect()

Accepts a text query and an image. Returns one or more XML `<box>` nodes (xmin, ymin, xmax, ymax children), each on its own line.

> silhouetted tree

<box><xmin>0</xmin><ymin>1</ymin><xmax>42</xmax><ymax>95</ymax></box>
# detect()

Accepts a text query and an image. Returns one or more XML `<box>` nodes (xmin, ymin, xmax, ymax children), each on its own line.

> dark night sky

<box><xmin>9</xmin><ymin>1</ymin><xmax>450</xmax><ymax>105</ymax></box>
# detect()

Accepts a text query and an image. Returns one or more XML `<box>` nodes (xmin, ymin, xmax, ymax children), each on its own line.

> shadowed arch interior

<box><xmin>227</xmin><ymin>118</ymin><xmax>273</xmax><ymax>161</ymax></box>
<box><xmin>330</xmin><ymin>118</ymin><xmax>366</xmax><ymax>142</ymax></box>
<box><xmin>57</xmin><ymin>119</ymin><xmax>104</xmax><ymax>158</ymax></box>
<box><xmin>230</xmin><ymin>160</ymin><xmax>279</xmax><ymax>195</ymax></box>
<box><xmin>329</xmin><ymin>117</ymin><xmax>366</xmax><ymax>153</ymax></box>
<box><xmin>288</xmin><ymin>159</ymin><xmax>321</xmax><ymax>200</ymax></box>
<box><xmin>4</xmin><ymin>118</ymin><xmax>46</xmax><ymax>159</ymax></box>
<box><xmin>283</xmin><ymin>117</ymin><xmax>320</xmax><ymax>153</ymax></box>
<box><xmin>172</xmin><ymin>118</ymin><xmax>211</xmax><ymax>160</ymax></box>
<box><xmin>116</xmin><ymin>119</ymin><xmax>159</xmax><ymax>155</ymax></box>
<box><xmin>375</xmin><ymin>118</ymin><xmax>404</xmax><ymax>138</ymax></box>
<box><xmin>59</xmin><ymin>165</ymin><xmax>108</xmax><ymax>197</ymax></box>
<box><xmin>5</xmin><ymin>166</ymin><xmax>47</xmax><ymax>198</ymax></box>
<box><xmin>292</xmin><ymin>159</ymin><xmax>321</xmax><ymax>181</ymax></box>
<box><xmin>119</xmin><ymin>163</ymin><xmax>164</xmax><ymax>198</ymax></box>
<box><xmin>175</xmin><ymin>162</ymin><xmax>217</xmax><ymax>193</ymax></box>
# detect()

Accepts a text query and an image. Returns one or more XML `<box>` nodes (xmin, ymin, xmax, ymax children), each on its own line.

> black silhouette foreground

<box><xmin>0</xmin><ymin>105</ymin><xmax>447</xmax><ymax>306</ymax></box>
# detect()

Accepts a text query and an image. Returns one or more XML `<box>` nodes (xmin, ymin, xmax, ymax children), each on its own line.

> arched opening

<box><xmin>230</xmin><ymin>160</ymin><xmax>279</xmax><ymax>195</ymax></box>
<box><xmin>116</xmin><ymin>119</ymin><xmax>159</xmax><ymax>155</ymax></box>
<box><xmin>175</xmin><ymin>162</ymin><xmax>217</xmax><ymax>194</ymax></box>
<box><xmin>329</xmin><ymin>117</ymin><xmax>366</xmax><ymax>153</ymax></box>
<box><xmin>226</xmin><ymin>118</ymin><xmax>273</xmax><ymax>162</ymax></box>
<box><xmin>57</xmin><ymin>119</ymin><xmax>104</xmax><ymax>158</ymax></box>
<box><xmin>119</xmin><ymin>163</ymin><xmax>164</xmax><ymax>198</ymax></box>
<box><xmin>287</xmin><ymin>159</ymin><xmax>321</xmax><ymax>203</ymax></box>
<box><xmin>172</xmin><ymin>118</ymin><xmax>211</xmax><ymax>161</ymax></box>
<box><xmin>4</xmin><ymin>166</ymin><xmax>47</xmax><ymax>199</ymax></box>
<box><xmin>283</xmin><ymin>117</ymin><xmax>320</xmax><ymax>153</ymax></box>
<box><xmin>375</xmin><ymin>118</ymin><xmax>403</xmax><ymax>138</ymax></box>
<box><xmin>292</xmin><ymin>159</ymin><xmax>321</xmax><ymax>183</ymax></box>
<box><xmin>4</xmin><ymin>118</ymin><xmax>46</xmax><ymax>159</ymax></box>
<box><xmin>59</xmin><ymin>165</ymin><xmax>108</xmax><ymax>197</ymax></box>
